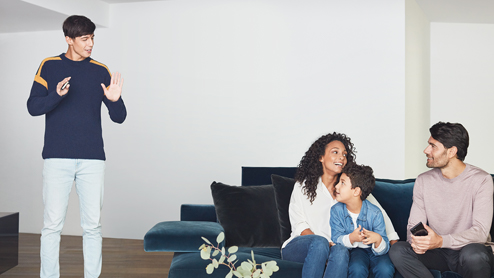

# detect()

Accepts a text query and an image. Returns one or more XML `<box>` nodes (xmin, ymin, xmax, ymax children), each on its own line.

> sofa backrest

<box><xmin>241</xmin><ymin>167</ymin><xmax>494</xmax><ymax>244</ymax></box>
<box><xmin>371</xmin><ymin>179</ymin><xmax>415</xmax><ymax>241</ymax></box>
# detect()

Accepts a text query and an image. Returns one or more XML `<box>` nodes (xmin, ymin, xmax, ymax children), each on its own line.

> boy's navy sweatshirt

<box><xmin>27</xmin><ymin>54</ymin><xmax>126</xmax><ymax>160</ymax></box>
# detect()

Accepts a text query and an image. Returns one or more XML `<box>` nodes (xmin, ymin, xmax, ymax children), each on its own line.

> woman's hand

<box><xmin>300</xmin><ymin>228</ymin><xmax>314</xmax><ymax>236</ymax></box>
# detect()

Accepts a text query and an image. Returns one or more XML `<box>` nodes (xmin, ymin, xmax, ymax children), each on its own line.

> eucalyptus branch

<box><xmin>199</xmin><ymin>232</ymin><xmax>279</xmax><ymax>278</ymax></box>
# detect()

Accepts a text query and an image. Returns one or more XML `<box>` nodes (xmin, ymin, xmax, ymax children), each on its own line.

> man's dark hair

<box><xmin>342</xmin><ymin>164</ymin><xmax>375</xmax><ymax>201</ymax></box>
<box><xmin>63</xmin><ymin>15</ymin><xmax>96</xmax><ymax>38</ymax></box>
<box><xmin>429</xmin><ymin>122</ymin><xmax>469</xmax><ymax>161</ymax></box>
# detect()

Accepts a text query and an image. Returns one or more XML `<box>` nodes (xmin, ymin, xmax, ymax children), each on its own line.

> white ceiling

<box><xmin>1</xmin><ymin>0</ymin><xmax>494</xmax><ymax>34</ymax></box>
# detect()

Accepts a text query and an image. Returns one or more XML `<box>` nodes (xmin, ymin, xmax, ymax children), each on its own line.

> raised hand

<box><xmin>57</xmin><ymin>77</ymin><xmax>71</xmax><ymax>96</ymax></box>
<box><xmin>361</xmin><ymin>228</ymin><xmax>383</xmax><ymax>248</ymax></box>
<box><xmin>101</xmin><ymin>72</ymin><xmax>124</xmax><ymax>102</ymax></box>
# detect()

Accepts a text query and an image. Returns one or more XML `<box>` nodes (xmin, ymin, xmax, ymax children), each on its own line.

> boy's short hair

<box><xmin>63</xmin><ymin>15</ymin><xmax>96</xmax><ymax>38</ymax></box>
<box><xmin>342</xmin><ymin>164</ymin><xmax>375</xmax><ymax>200</ymax></box>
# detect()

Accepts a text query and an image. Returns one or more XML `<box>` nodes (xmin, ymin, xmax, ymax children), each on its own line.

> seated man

<box><xmin>389</xmin><ymin>122</ymin><xmax>494</xmax><ymax>278</ymax></box>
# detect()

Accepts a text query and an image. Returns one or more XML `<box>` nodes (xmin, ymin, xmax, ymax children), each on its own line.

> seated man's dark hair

<box><xmin>63</xmin><ymin>15</ymin><xmax>96</xmax><ymax>38</ymax></box>
<box><xmin>342</xmin><ymin>164</ymin><xmax>375</xmax><ymax>201</ymax></box>
<box><xmin>429</xmin><ymin>122</ymin><xmax>469</xmax><ymax>161</ymax></box>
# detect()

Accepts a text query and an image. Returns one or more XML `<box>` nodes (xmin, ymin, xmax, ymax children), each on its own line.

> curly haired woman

<box><xmin>281</xmin><ymin>132</ymin><xmax>399</xmax><ymax>278</ymax></box>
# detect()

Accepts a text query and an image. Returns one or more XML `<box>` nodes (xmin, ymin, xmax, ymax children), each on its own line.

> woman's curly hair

<box><xmin>295</xmin><ymin>132</ymin><xmax>356</xmax><ymax>204</ymax></box>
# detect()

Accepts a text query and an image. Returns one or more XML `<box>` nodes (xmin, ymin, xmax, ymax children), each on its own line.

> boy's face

<box><xmin>335</xmin><ymin>173</ymin><xmax>358</xmax><ymax>203</ymax></box>
<box><xmin>66</xmin><ymin>34</ymin><xmax>94</xmax><ymax>61</ymax></box>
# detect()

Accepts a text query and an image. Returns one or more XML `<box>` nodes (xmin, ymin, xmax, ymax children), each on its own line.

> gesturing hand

<box><xmin>102</xmin><ymin>72</ymin><xmax>124</xmax><ymax>102</ymax></box>
<box><xmin>57</xmin><ymin>77</ymin><xmax>71</xmax><ymax>96</ymax></box>
<box><xmin>361</xmin><ymin>228</ymin><xmax>383</xmax><ymax>248</ymax></box>
<box><xmin>349</xmin><ymin>225</ymin><xmax>365</xmax><ymax>244</ymax></box>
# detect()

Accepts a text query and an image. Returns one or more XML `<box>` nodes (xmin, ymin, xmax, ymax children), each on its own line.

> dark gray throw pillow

<box><xmin>270</xmin><ymin>174</ymin><xmax>296</xmax><ymax>243</ymax></box>
<box><xmin>210</xmin><ymin>182</ymin><xmax>281</xmax><ymax>247</ymax></box>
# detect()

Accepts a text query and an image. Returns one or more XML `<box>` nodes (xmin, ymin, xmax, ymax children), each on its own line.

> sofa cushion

<box><xmin>181</xmin><ymin>204</ymin><xmax>217</xmax><ymax>222</ymax></box>
<box><xmin>372</xmin><ymin>179</ymin><xmax>414</xmax><ymax>241</ymax></box>
<box><xmin>271</xmin><ymin>174</ymin><xmax>296</xmax><ymax>243</ymax></box>
<box><xmin>211</xmin><ymin>181</ymin><xmax>281</xmax><ymax>247</ymax></box>
<box><xmin>144</xmin><ymin>221</ymin><xmax>224</xmax><ymax>252</ymax></box>
<box><xmin>169</xmin><ymin>251</ymin><xmax>302</xmax><ymax>278</ymax></box>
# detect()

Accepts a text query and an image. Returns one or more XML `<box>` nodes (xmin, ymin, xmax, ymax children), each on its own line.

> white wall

<box><xmin>405</xmin><ymin>0</ymin><xmax>430</xmax><ymax>178</ymax></box>
<box><xmin>0</xmin><ymin>0</ymin><xmax>405</xmax><ymax>239</ymax></box>
<box><xmin>431</xmin><ymin>22</ymin><xmax>494</xmax><ymax>173</ymax></box>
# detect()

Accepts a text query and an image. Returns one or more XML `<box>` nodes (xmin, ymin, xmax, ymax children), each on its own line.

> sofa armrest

<box><xmin>180</xmin><ymin>204</ymin><xmax>217</xmax><ymax>222</ymax></box>
<box><xmin>144</xmin><ymin>221</ymin><xmax>224</xmax><ymax>252</ymax></box>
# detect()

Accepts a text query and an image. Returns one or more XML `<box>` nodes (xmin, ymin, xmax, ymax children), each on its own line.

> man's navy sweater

<box><xmin>27</xmin><ymin>54</ymin><xmax>126</xmax><ymax>160</ymax></box>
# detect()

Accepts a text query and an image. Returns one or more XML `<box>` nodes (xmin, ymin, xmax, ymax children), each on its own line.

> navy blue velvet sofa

<box><xmin>144</xmin><ymin>167</ymin><xmax>494</xmax><ymax>278</ymax></box>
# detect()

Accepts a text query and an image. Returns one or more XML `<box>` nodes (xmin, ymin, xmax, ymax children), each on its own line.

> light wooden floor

<box><xmin>1</xmin><ymin>233</ymin><xmax>173</xmax><ymax>278</ymax></box>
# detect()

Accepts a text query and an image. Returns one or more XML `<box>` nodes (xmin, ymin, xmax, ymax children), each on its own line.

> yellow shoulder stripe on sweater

<box><xmin>90</xmin><ymin>60</ymin><xmax>112</xmax><ymax>89</ymax></box>
<box><xmin>34</xmin><ymin>57</ymin><xmax>62</xmax><ymax>90</ymax></box>
<box><xmin>90</xmin><ymin>60</ymin><xmax>111</xmax><ymax>75</ymax></box>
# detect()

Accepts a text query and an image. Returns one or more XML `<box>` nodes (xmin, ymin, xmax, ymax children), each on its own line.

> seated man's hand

<box><xmin>411</xmin><ymin>223</ymin><xmax>443</xmax><ymax>254</ymax></box>
<box><xmin>361</xmin><ymin>228</ymin><xmax>383</xmax><ymax>248</ymax></box>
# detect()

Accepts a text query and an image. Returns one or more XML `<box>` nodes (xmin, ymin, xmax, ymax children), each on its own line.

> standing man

<box><xmin>389</xmin><ymin>122</ymin><xmax>494</xmax><ymax>278</ymax></box>
<box><xmin>27</xmin><ymin>15</ymin><xmax>126</xmax><ymax>278</ymax></box>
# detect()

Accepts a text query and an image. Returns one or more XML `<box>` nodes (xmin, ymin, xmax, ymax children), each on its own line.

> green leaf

<box><xmin>212</xmin><ymin>249</ymin><xmax>220</xmax><ymax>257</ymax></box>
<box><xmin>253</xmin><ymin>269</ymin><xmax>261</xmax><ymax>278</ymax></box>
<box><xmin>200</xmin><ymin>246</ymin><xmax>211</xmax><ymax>260</ymax></box>
<box><xmin>212</xmin><ymin>259</ymin><xmax>219</xmax><ymax>268</ymax></box>
<box><xmin>206</xmin><ymin>263</ymin><xmax>214</xmax><ymax>274</ymax></box>
<box><xmin>227</xmin><ymin>254</ymin><xmax>237</xmax><ymax>262</ymax></box>
<box><xmin>226</xmin><ymin>270</ymin><xmax>233</xmax><ymax>278</ymax></box>
<box><xmin>201</xmin><ymin>237</ymin><xmax>212</xmax><ymax>245</ymax></box>
<box><xmin>216</xmin><ymin>232</ymin><xmax>225</xmax><ymax>244</ymax></box>
<box><xmin>228</xmin><ymin>246</ymin><xmax>238</xmax><ymax>254</ymax></box>
<box><xmin>219</xmin><ymin>255</ymin><xmax>226</xmax><ymax>264</ymax></box>
<box><xmin>261</xmin><ymin>261</ymin><xmax>278</xmax><ymax>276</ymax></box>
<box><xmin>240</xmin><ymin>261</ymin><xmax>253</xmax><ymax>272</ymax></box>
<box><xmin>198</xmin><ymin>243</ymin><xmax>206</xmax><ymax>250</ymax></box>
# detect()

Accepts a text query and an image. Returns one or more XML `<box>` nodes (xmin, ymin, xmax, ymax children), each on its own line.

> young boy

<box><xmin>27</xmin><ymin>15</ymin><xmax>126</xmax><ymax>278</ymax></box>
<box><xmin>330</xmin><ymin>164</ymin><xmax>394</xmax><ymax>277</ymax></box>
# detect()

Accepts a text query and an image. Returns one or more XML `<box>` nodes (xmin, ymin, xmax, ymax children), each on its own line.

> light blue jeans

<box><xmin>41</xmin><ymin>159</ymin><xmax>105</xmax><ymax>278</ymax></box>
<box><xmin>282</xmin><ymin>235</ymin><xmax>349</xmax><ymax>278</ymax></box>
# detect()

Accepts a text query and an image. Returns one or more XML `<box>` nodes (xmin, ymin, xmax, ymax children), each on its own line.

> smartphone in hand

<box><xmin>410</xmin><ymin>222</ymin><xmax>428</xmax><ymax>236</ymax></box>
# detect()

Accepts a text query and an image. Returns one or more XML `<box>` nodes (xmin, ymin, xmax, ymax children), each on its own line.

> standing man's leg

<box><xmin>75</xmin><ymin>159</ymin><xmax>105</xmax><ymax>278</ymax></box>
<box><xmin>456</xmin><ymin>243</ymin><xmax>494</xmax><ymax>278</ymax></box>
<box><xmin>41</xmin><ymin>159</ymin><xmax>76</xmax><ymax>278</ymax></box>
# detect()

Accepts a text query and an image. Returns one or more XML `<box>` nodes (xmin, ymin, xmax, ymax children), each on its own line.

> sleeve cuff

<box><xmin>441</xmin><ymin>235</ymin><xmax>451</xmax><ymax>248</ymax></box>
<box><xmin>387</xmin><ymin>231</ymin><xmax>400</xmax><ymax>241</ymax></box>
<box><xmin>294</xmin><ymin>223</ymin><xmax>311</xmax><ymax>236</ymax></box>
<box><xmin>372</xmin><ymin>240</ymin><xmax>386</xmax><ymax>253</ymax></box>
<box><xmin>342</xmin><ymin>235</ymin><xmax>357</xmax><ymax>248</ymax></box>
